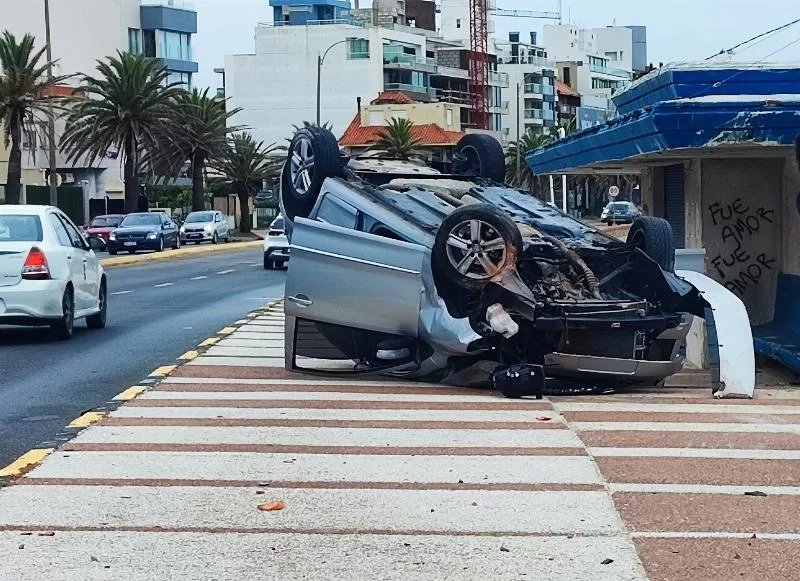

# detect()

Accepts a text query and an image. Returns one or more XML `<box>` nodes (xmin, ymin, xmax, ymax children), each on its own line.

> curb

<box><xmin>0</xmin><ymin>297</ymin><xmax>285</xmax><ymax>481</ymax></box>
<box><xmin>99</xmin><ymin>240</ymin><xmax>263</xmax><ymax>269</ymax></box>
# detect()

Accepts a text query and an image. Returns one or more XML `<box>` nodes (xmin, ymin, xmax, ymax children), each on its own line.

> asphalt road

<box><xmin>0</xmin><ymin>247</ymin><xmax>286</xmax><ymax>467</ymax></box>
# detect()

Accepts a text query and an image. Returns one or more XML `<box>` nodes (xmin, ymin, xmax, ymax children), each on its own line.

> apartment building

<box><xmin>496</xmin><ymin>32</ymin><xmax>557</xmax><ymax>141</ymax></box>
<box><xmin>543</xmin><ymin>24</ymin><xmax>646</xmax><ymax>129</ymax></box>
<box><xmin>223</xmin><ymin>0</ymin><xmax>508</xmax><ymax>147</ymax></box>
<box><xmin>0</xmin><ymin>0</ymin><xmax>198</xmax><ymax>208</ymax></box>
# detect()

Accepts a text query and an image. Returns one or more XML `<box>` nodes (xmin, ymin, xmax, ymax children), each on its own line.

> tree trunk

<box><xmin>123</xmin><ymin>136</ymin><xmax>138</xmax><ymax>213</ymax></box>
<box><xmin>237</xmin><ymin>188</ymin><xmax>251</xmax><ymax>234</ymax></box>
<box><xmin>5</xmin><ymin>119</ymin><xmax>23</xmax><ymax>205</ymax></box>
<box><xmin>191</xmin><ymin>151</ymin><xmax>205</xmax><ymax>212</ymax></box>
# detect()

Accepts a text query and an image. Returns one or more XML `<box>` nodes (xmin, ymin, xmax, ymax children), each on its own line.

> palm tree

<box><xmin>369</xmin><ymin>117</ymin><xmax>423</xmax><ymax>160</ymax></box>
<box><xmin>212</xmin><ymin>132</ymin><xmax>283</xmax><ymax>234</ymax></box>
<box><xmin>60</xmin><ymin>52</ymin><xmax>183</xmax><ymax>213</ymax></box>
<box><xmin>151</xmin><ymin>88</ymin><xmax>241</xmax><ymax>212</ymax></box>
<box><xmin>0</xmin><ymin>32</ymin><xmax>68</xmax><ymax>204</ymax></box>
<box><xmin>505</xmin><ymin>130</ymin><xmax>553</xmax><ymax>192</ymax></box>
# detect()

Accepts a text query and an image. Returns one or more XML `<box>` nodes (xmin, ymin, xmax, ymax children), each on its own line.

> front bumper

<box><xmin>181</xmin><ymin>231</ymin><xmax>214</xmax><ymax>242</ymax></box>
<box><xmin>265</xmin><ymin>246</ymin><xmax>290</xmax><ymax>261</ymax></box>
<box><xmin>0</xmin><ymin>279</ymin><xmax>67</xmax><ymax>322</ymax></box>
<box><xmin>544</xmin><ymin>352</ymin><xmax>684</xmax><ymax>381</ymax></box>
<box><xmin>108</xmin><ymin>238</ymin><xmax>161</xmax><ymax>252</ymax></box>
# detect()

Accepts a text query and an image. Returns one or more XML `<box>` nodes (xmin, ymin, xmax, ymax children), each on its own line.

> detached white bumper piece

<box><xmin>677</xmin><ymin>270</ymin><xmax>755</xmax><ymax>399</ymax></box>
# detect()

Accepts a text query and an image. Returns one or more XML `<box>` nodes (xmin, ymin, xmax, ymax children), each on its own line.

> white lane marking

<box><xmin>154</xmin><ymin>283</ymin><xmax>175</xmax><ymax>288</ymax></box>
<box><xmin>611</xmin><ymin>483</ymin><xmax>800</xmax><ymax>496</ymax></box>
<box><xmin>110</xmin><ymin>290</ymin><xmax>133</xmax><ymax>296</ymax></box>
<box><xmin>190</xmin><ymin>276</ymin><xmax>208</xmax><ymax>281</ymax></box>
<box><xmin>590</xmin><ymin>447</ymin><xmax>800</xmax><ymax>460</ymax></box>
<box><xmin>217</xmin><ymin>269</ymin><xmax>235</xmax><ymax>275</ymax></box>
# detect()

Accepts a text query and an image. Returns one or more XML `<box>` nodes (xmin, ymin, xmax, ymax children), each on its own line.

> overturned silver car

<box><xmin>279</xmin><ymin>126</ymin><xmax>754</xmax><ymax>397</ymax></box>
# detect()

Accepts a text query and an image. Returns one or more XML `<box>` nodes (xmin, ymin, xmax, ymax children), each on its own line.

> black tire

<box><xmin>86</xmin><ymin>279</ymin><xmax>107</xmax><ymax>330</ymax></box>
<box><xmin>281</xmin><ymin>126</ymin><xmax>342</xmax><ymax>222</ymax></box>
<box><xmin>212</xmin><ymin>232</ymin><xmax>218</xmax><ymax>245</ymax></box>
<box><xmin>109</xmin><ymin>249</ymin><xmax>118</xmax><ymax>256</ymax></box>
<box><xmin>173</xmin><ymin>237</ymin><xmax>180</xmax><ymax>250</ymax></box>
<box><xmin>156</xmin><ymin>236</ymin><xmax>164</xmax><ymax>252</ymax></box>
<box><xmin>452</xmin><ymin>134</ymin><xmax>506</xmax><ymax>182</ymax></box>
<box><xmin>128</xmin><ymin>250</ymin><xmax>136</xmax><ymax>254</ymax></box>
<box><xmin>433</xmin><ymin>203</ymin><xmax>522</xmax><ymax>290</ymax></box>
<box><xmin>263</xmin><ymin>253</ymin><xmax>273</xmax><ymax>270</ymax></box>
<box><xmin>627</xmin><ymin>216</ymin><xmax>675</xmax><ymax>271</ymax></box>
<box><xmin>51</xmin><ymin>287</ymin><xmax>75</xmax><ymax>340</ymax></box>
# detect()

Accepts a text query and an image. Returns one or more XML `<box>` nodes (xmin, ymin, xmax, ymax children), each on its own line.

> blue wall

<box><xmin>140</xmin><ymin>6</ymin><xmax>198</xmax><ymax>34</ymax></box>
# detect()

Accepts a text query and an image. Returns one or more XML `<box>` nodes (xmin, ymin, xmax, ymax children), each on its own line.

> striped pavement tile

<box><xmin>1</xmin><ymin>301</ymin><xmax>798</xmax><ymax>581</ymax></box>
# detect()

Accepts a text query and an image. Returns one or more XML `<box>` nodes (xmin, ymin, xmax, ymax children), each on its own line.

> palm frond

<box><xmin>368</xmin><ymin>118</ymin><xmax>423</xmax><ymax>160</ymax></box>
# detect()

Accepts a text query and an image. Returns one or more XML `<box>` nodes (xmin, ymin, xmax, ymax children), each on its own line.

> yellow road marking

<box><xmin>199</xmin><ymin>337</ymin><xmax>219</xmax><ymax>347</ymax></box>
<box><xmin>113</xmin><ymin>386</ymin><xmax>148</xmax><ymax>401</ymax></box>
<box><xmin>0</xmin><ymin>449</ymin><xmax>54</xmax><ymax>478</ymax></box>
<box><xmin>218</xmin><ymin>327</ymin><xmax>236</xmax><ymax>335</ymax></box>
<box><xmin>179</xmin><ymin>350</ymin><xmax>199</xmax><ymax>361</ymax></box>
<box><xmin>150</xmin><ymin>365</ymin><xmax>177</xmax><ymax>377</ymax></box>
<box><xmin>68</xmin><ymin>412</ymin><xmax>106</xmax><ymax>429</ymax></box>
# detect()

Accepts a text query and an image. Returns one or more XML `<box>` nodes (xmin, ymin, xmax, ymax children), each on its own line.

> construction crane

<box><xmin>468</xmin><ymin>1</ymin><xmax>561</xmax><ymax>130</ymax></box>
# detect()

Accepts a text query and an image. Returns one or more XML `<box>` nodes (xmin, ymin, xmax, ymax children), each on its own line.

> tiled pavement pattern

<box><xmin>0</xmin><ymin>301</ymin><xmax>799</xmax><ymax>580</ymax></box>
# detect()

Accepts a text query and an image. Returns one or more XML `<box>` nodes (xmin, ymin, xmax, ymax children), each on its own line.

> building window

<box><xmin>165</xmin><ymin>71</ymin><xmax>191</xmax><ymax>89</ymax></box>
<box><xmin>161</xmin><ymin>31</ymin><xmax>191</xmax><ymax>61</ymax></box>
<box><xmin>128</xmin><ymin>28</ymin><xmax>140</xmax><ymax>54</ymax></box>
<box><xmin>562</xmin><ymin>67</ymin><xmax>570</xmax><ymax>86</ymax></box>
<box><xmin>143</xmin><ymin>30</ymin><xmax>156</xmax><ymax>57</ymax></box>
<box><xmin>446</xmin><ymin>109</ymin><xmax>453</xmax><ymax>127</ymax></box>
<box><xmin>392</xmin><ymin>109</ymin><xmax>407</xmax><ymax>120</ymax></box>
<box><xmin>347</xmin><ymin>38</ymin><xmax>370</xmax><ymax>59</ymax></box>
<box><xmin>456</xmin><ymin>19</ymin><xmax>461</xmax><ymax>28</ymax></box>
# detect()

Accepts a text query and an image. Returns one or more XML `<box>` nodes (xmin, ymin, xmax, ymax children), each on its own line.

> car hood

<box><xmin>114</xmin><ymin>226</ymin><xmax>161</xmax><ymax>234</ymax></box>
<box><xmin>87</xmin><ymin>227</ymin><xmax>115</xmax><ymax>234</ymax></box>
<box><xmin>183</xmin><ymin>222</ymin><xmax>213</xmax><ymax>228</ymax></box>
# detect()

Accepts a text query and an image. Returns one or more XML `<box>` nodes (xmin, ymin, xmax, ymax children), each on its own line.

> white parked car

<box><xmin>180</xmin><ymin>210</ymin><xmax>231</xmax><ymax>244</ymax></box>
<box><xmin>0</xmin><ymin>206</ymin><xmax>107</xmax><ymax>340</ymax></box>
<box><xmin>263</xmin><ymin>214</ymin><xmax>290</xmax><ymax>270</ymax></box>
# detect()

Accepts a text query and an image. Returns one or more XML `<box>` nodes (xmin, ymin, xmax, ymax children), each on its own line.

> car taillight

<box><xmin>22</xmin><ymin>247</ymin><xmax>51</xmax><ymax>280</ymax></box>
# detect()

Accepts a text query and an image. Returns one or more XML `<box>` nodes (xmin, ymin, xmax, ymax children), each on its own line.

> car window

<box><xmin>58</xmin><ymin>214</ymin><xmax>89</xmax><ymax>250</ymax></box>
<box><xmin>121</xmin><ymin>213</ymin><xmax>161</xmax><ymax>227</ymax></box>
<box><xmin>48</xmin><ymin>214</ymin><xmax>73</xmax><ymax>246</ymax></box>
<box><xmin>186</xmin><ymin>212</ymin><xmax>214</xmax><ymax>223</ymax></box>
<box><xmin>90</xmin><ymin>216</ymin><xmax>122</xmax><ymax>228</ymax></box>
<box><xmin>0</xmin><ymin>214</ymin><xmax>44</xmax><ymax>242</ymax></box>
<box><xmin>317</xmin><ymin>196</ymin><xmax>358</xmax><ymax>230</ymax></box>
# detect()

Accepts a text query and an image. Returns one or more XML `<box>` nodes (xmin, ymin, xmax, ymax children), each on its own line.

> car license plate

<box><xmin>124</xmin><ymin>241</ymin><xmax>136</xmax><ymax>247</ymax></box>
<box><xmin>189</xmin><ymin>233</ymin><xmax>202</xmax><ymax>238</ymax></box>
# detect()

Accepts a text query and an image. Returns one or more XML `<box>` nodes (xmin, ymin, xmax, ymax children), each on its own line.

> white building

<box><xmin>543</xmin><ymin>24</ymin><xmax>645</xmax><ymax>128</ymax></box>
<box><xmin>496</xmin><ymin>32</ymin><xmax>557</xmax><ymax>141</ymax></box>
<box><xmin>0</xmin><ymin>0</ymin><xmax>198</xmax><ymax>214</ymax></box>
<box><xmin>224</xmin><ymin>0</ymin><xmax>509</xmax><ymax>147</ymax></box>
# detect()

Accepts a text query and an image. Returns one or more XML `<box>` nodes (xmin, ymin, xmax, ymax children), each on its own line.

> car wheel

<box><xmin>212</xmin><ymin>232</ymin><xmax>218</xmax><ymax>245</ymax></box>
<box><xmin>433</xmin><ymin>203</ymin><xmax>522</xmax><ymax>290</ymax></box>
<box><xmin>173</xmin><ymin>237</ymin><xmax>180</xmax><ymax>250</ymax></box>
<box><xmin>281</xmin><ymin>126</ymin><xmax>343</xmax><ymax>222</ymax></box>
<box><xmin>109</xmin><ymin>249</ymin><xmax>118</xmax><ymax>256</ymax></box>
<box><xmin>86</xmin><ymin>279</ymin><xmax>107</xmax><ymax>330</ymax></box>
<box><xmin>51</xmin><ymin>287</ymin><xmax>75</xmax><ymax>340</ymax></box>
<box><xmin>157</xmin><ymin>237</ymin><xmax>164</xmax><ymax>252</ymax></box>
<box><xmin>128</xmin><ymin>250</ymin><xmax>136</xmax><ymax>254</ymax></box>
<box><xmin>452</xmin><ymin>134</ymin><xmax>506</xmax><ymax>182</ymax></box>
<box><xmin>627</xmin><ymin>216</ymin><xmax>675</xmax><ymax>271</ymax></box>
<box><xmin>263</xmin><ymin>253</ymin><xmax>273</xmax><ymax>270</ymax></box>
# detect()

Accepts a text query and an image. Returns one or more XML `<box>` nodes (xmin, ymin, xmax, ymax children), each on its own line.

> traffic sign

<box><xmin>608</xmin><ymin>185</ymin><xmax>620</xmax><ymax>198</ymax></box>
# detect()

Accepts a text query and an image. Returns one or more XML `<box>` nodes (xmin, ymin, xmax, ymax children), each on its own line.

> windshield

<box><xmin>186</xmin><ymin>212</ymin><xmax>214</xmax><ymax>223</ymax></box>
<box><xmin>90</xmin><ymin>216</ymin><xmax>122</xmax><ymax>228</ymax></box>
<box><xmin>610</xmin><ymin>202</ymin><xmax>631</xmax><ymax>210</ymax></box>
<box><xmin>0</xmin><ymin>215</ymin><xmax>44</xmax><ymax>242</ymax></box>
<box><xmin>120</xmin><ymin>214</ymin><xmax>161</xmax><ymax>227</ymax></box>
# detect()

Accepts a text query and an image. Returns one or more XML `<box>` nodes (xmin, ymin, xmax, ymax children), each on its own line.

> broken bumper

<box><xmin>544</xmin><ymin>352</ymin><xmax>684</xmax><ymax>381</ymax></box>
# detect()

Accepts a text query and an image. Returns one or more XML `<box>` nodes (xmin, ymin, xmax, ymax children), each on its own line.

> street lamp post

<box><xmin>316</xmin><ymin>38</ymin><xmax>361</xmax><ymax>126</ymax></box>
<box><xmin>43</xmin><ymin>0</ymin><xmax>58</xmax><ymax>206</ymax></box>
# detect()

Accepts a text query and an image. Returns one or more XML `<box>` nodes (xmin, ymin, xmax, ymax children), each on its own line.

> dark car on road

<box><xmin>601</xmin><ymin>201</ymin><xmax>641</xmax><ymax>225</ymax></box>
<box><xmin>107</xmin><ymin>212</ymin><xmax>180</xmax><ymax>255</ymax></box>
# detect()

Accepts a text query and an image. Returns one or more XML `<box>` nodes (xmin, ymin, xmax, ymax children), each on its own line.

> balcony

<box><xmin>524</xmin><ymin>108</ymin><xmax>544</xmax><ymax>120</ymax></box>
<box><xmin>589</xmin><ymin>63</ymin><xmax>632</xmax><ymax>79</ymax></box>
<box><xmin>383</xmin><ymin>46</ymin><xmax>438</xmax><ymax>73</ymax></box>
<box><xmin>488</xmin><ymin>70</ymin><xmax>509</xmax><ymax>87</ymax></box>
<box><xmin>435</xmin><ymin>88</ymin><xmax>471</xmax><ymax>105</ymax></box>
<box><xmin>523</xmin><ymin>83</ymin><xmax>543</xmax><ymax>95</ymax></box>
<box><xmin>497</xmin><ymin>55</ymin><xmax>555</xmax><ymax>68</ymax></box>
<box><xmin>261</xmin><ymin>18</ymin><xmax>363</xmax><ymax>27</ymax></box>
<box><xmin>384</xmin><ymin>83</ymin><xmax>436</xmax><ymax>97</ymax></box>
<box><xmin>490</xmin><ymin>101</ymin><xmax>510</xmax><ymax>114</ymax></box>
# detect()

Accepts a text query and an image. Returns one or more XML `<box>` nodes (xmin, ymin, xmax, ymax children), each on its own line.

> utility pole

<box><xmin>316</xmin><ymin>54</ymin><xmax>322</xmax><ymax>126</ymax></box>
<box><xmin>515</xmin><ymin>83</ymin><xmax>520</xmax><ymax>184</ymax></box>
<box><xmin>44</xmin><ymin>0</ymin><xmax>58</xmax><ymax>206</ymax></box>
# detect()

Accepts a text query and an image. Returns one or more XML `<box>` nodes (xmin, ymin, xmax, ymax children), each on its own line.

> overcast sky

<box><xmin>192</xmin><ymin>0</ymin><xmax>800</xmax><ymax>89</ymax></box>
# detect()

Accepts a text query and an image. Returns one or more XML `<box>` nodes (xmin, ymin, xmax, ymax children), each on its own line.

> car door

<box><xmin>216</xmin><ymin>213</ymin><xmax>228</xmax><ymax>238</ymax></box>
<box><xmin>57</xmin><ymin>213</ymin><xmax>98</xmax><ymax>311</ymax></box>
<box><xmin>47</xmin><ymin>213</ymin><xmax>89</xmax><ymax>310</ymax></box>
<box><xmin>161</xmin><ymin>215</ymin><xmax>176</xmax><ymax>246</ymax></box>
<box><xmin>285</xmin><ymin>214</ymin><xmax>428</xmax><ymax>373</ymax></box>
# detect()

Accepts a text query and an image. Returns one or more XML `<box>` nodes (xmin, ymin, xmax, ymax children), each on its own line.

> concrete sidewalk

<box><xmin>1</xmin><ymin>302</ymin><xmax>799</xmax><ymax>580</ymax></box>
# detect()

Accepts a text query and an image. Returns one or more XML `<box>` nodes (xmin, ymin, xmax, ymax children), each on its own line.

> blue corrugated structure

<box><xmin>752</xmin><ymin>274</ymin><xmax>800</xmax><ymax>373</ymax></box>
<box><xmin>270</xmin><ymin>0</ymin><xmax>352</xmax><ymax>25</ymax></box>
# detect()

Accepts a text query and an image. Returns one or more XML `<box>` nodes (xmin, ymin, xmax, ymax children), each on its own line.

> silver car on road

<box><xmin>180</xmin><ymin>211</ymin><xmax>231</xmax><ymax>245</ymax></box>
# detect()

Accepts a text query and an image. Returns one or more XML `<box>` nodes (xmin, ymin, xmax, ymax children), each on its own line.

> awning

<box><xmin>526</xmin><ymin>95</ymin><xmax>800</xmax><ymax>175</ymax></box>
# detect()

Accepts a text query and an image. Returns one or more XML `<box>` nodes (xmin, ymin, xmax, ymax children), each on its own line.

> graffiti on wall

<box><xmin>707</xmin><ymin>197</ymin><xmax>776</xmax><ymax>296</ymax></box>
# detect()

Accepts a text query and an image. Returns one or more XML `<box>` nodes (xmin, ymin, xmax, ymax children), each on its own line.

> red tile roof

<box><xmin>339</xmin><ymin>114</ymin><xmax>464</xmax><ymax>147</ymax></box>
<box><xmin>371</xmin><ymin>91</ymin><xmax>416</xmax><ymax>105</ymax></box>
<box><xmin>556</xmin><ymin>79</ymin><xmax>580</xmax><ymax>98</ymax></box>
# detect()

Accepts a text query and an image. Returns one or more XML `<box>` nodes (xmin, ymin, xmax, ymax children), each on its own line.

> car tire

<box><xmin>51</xmin><ymin>287</ymin><xmax>75</xmax><ymax>340</ymax></box>
<box><xmin>212</xmin><ymin>232</ymin><xmax>218</xmax><ymax>245</ymax></box>
<box><xmin>433</xmin><ymin>203</ymin><xmax>522</xmax><ymax>290</ymax></box>
<box><xmin>109</xmin><ymin>249</ymin><xmax>118</xmax><ymax>256</ymax></box>
<box><xmin>263</xmin><ymin>253</ymin><xmax>273</xmax><ymax>270</ymax></box>
<box><xmin>627</xmin><ymin>216</ymin><xmax>675</xmax><ymax>271</ymax></box>
<box><xmin>128</xmin><ymin>250</ymin><xmax>136</xmax><ymax>254</ymax></box>
<box><xmin>156</xmin><ymin>237</ymin><xmax>164</xmax><ymax>252</ymax></box>
<box><xmin>281</xmin><ymin>126</ymin><xmax>343</xmax><ymax>222</ymax></box>
<box><xmin>86</xmin><ymin>279</ymin><xmax>107</xmax><ymax>330</ymax></box>
<box><xmin>452</xmin><ymin>134</ymin><xmax>506</xmax><ymax>182</ymax></box>
<box><xmin>173</xmin><ymin>237</ymin><xmax>180</xmax><ymax>250</ymax></box>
